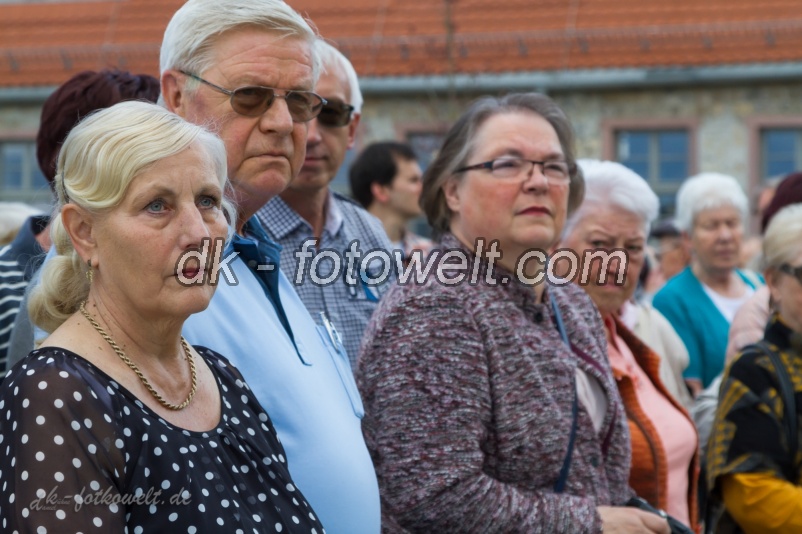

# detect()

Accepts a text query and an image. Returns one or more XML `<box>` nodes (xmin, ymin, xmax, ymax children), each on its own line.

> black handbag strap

<box><xmin>747</xmin><ymin>341</ymin><xmax>798</xmax><ymax>478</ymax></box>
<box><xmin>550</xmin><ymin>293</ymin><xmax>578</xmax><ymax>494</ymax></box>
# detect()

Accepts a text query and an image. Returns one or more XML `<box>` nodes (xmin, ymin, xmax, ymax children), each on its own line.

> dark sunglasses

<box><xmin>779</xmin><ymin>263</ymin><xmax>802</xmax><ymax>285</ymax></box>
<box><xmin>180</xmin><ymin>71</ymin><xmax>326</xmax><ymax>122</ymax></box>
<box><xmin>317</xmin><ymin>100</ymin><xmax>355</xmax><ymax>128</ymax></box>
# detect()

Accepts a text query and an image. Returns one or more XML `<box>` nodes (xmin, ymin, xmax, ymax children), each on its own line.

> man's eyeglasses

<box><xmin>180</xmin><ymin>71</ymin><xmax>326</xmax><ymax>122</ymax></box>
<box><xmin>317</xmin><ymin>100</ymin><xmax>355</xmax><ymax>128</ymax></box>
<box><xmin>454</xmin><ymin>156</ymin><xmax>572</xmax><ymax>186</ymax></box>
<box><xmin>779</xmin><ymin>263</ymin><xmax>802</xmax><ymax>285</ymax></box>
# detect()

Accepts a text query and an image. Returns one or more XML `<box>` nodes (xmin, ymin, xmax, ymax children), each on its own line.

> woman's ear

<box><xmin>765</xmin><ymin>268</ymin><xmax>782</xmax><ymax>308</ymax></box>
<box><xmin>442</xmin><ymin>177</ymin><xmax>462</xmax><ymax>213</ymax></box>
<box><xmin>61</xmin><ymin>204</ymin><xmax>97</xmax><ymax>264</ymax></box>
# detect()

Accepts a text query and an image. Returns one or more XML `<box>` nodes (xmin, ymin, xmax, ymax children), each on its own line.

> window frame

<box><xmin>747</xmin><ymin>116</ymin><xmax>802</xmax><ymax>234</ymax></box>
<box><xmin>602</xmin><ymin>118</ymin><xmax>698</xmax><ymax>217</ymax></box>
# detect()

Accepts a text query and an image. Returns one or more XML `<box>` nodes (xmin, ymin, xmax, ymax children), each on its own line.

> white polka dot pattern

<box><xmin>0</xmin><ymin>346</ymin><xmax>325</xmax><ymax>533</ymax></box>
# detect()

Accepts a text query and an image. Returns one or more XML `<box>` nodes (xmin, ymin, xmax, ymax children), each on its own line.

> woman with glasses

<box><xmin>357</xmin><ymin>93</ymin><xmax>670</xmax><ymax>533</ymax></box>
<box><xmin>706</xmin><ymin>203</ymin><xmax>802</xmax><ymax>533</ymax></box>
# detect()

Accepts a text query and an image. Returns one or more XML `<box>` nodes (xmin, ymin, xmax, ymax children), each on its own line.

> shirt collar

<box><xmin>324</xmin><ymin>189</ymin><xmax>345</xmax><ymax>237</ymax></box>
<box><xmin>257</xmin><ymin>189</ymin><xmax>343</xmax><ymax>240</ymax></box>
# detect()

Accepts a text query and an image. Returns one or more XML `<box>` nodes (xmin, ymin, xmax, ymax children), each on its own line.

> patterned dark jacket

<box><xmin>357</xmin><ymin>233</ymin><xmax>633</xmax><ymax>533</ymax></box>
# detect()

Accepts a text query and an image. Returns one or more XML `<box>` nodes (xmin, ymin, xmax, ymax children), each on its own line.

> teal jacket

<box><xmin>653</xmin><ymin>266</ymin><xmax>762</xmax><ymax>388</ymax></box>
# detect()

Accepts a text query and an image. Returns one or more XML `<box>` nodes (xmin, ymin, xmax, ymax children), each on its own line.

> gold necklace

<box><xmin>79</xmin><ymin>301</ymin><xmax>197</xmax><ymax>411</ymax></box>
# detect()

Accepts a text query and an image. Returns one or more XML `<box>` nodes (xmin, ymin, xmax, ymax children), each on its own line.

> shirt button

<box><xmin>590</xmin><ymin>456</ymin><xmax>600</xmax><ymax>468</ymax></box>
<box><xmin>247</xmin><ymin>260</ymin><xmax>257</xmax><ymax>268</ymax></box>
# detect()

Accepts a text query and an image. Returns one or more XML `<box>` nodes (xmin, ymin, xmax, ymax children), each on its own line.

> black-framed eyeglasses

<box><xmin>180</xmin><ymin>71</ymin><xmax>326</xmax><ymax>122</ymax></box>
<box><xmin>317</xmin><ymin>100</ymin><xmax>355</xmax><ymax>128</ymax></box>
<box><xmin>779</xmin><ymin>263</ymin><xmax>802</xmax><ymax>285</ymax></box>
<box><xmin>454</xmin><ymin>156</ymin><xmax>572</xmax><ymax>185</ymax></box>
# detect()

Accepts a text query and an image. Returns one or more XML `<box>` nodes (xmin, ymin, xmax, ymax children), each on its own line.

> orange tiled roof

<box><xmin>2</xmin><ymin>0</ymin><xmax>802</xmax><ymax>88</ymax></box>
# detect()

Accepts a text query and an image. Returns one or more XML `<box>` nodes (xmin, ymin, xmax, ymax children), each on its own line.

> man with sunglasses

<box><xmin>159</xmin><ymin>1</ymin><xmax>380</xmax><ymax>533</ymax></box>
<box><xmin>256</xmin><ymin>40</ymin><xmax>395</xmax><ymax>369</ymax></box>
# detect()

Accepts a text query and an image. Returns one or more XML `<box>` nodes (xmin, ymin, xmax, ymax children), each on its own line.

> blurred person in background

<box><xmin>0</xmin><ymin>69</ymin><xmax>159</xmax><ymax>371</ymax></box>
<box><xmin>739</xmin><ymin>176</ymin><xmax>781</xmax><ymax>271</ymax></box>
<box><xmin>257</xmin><ymin>39</ymin><xmax>394</xmax><ymax>369</ymax></box>
<box><xmin>349</xmin><ymin>141</ymin><xmax>433</xmax><ymax>262</ymax></box>
<box><xmin>560</xmin><ymin>159</ymin><xmax>698</xmax><ymax>529</ymax></box>
<box><xmin>651</xmin><ymin>219</ymin><xmax>691</xmax><ymax>283</ymax></box>
<box><xmin>654</xmin><ymin>173</ymin><xmax>762</xmax><ymax>397</ymax></box>
<box><xmin>691</xmin><ymin>171</ymin><xmax>802</xmax><ymax>457</ymax></box>
<box><xmin>706</xmin><ymin>203</ymin><xmax>802</xmax><ymax>534</ymax></box>
<box><xmin>358</xmin><ymin>93</ymin><xmax>669</xmax><ymax>533</ymax></box>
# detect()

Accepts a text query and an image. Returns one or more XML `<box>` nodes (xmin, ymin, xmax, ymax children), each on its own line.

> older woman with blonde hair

<box><xmin>357</xmin><ymin>93</ymin><xmax>669</xmax><ymax>533</ymax></box>
<box><xmin>560</xmin><ymin>159</ymin><xmax>699</xmax><ymax>531</ymax></box>
<box><xmin>0</xmin><ymin>101</ymin><xmax>324</xmax><ymax>532</ymax></box>
<box><xmin>706</xmin><ymin>203</ymin><xmax>802</xmax><ymax>533</ymax></box>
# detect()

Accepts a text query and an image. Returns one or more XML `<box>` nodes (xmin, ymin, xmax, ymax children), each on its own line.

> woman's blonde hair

<box><xmin>762</xmin><ymin>203</ymin><xmax>802</xmax><ymax>272</ymax></box>
<box><xmin>30</xmin><ymin>101</ymin><xmax>233</xmax><ymax>333</ymax></box>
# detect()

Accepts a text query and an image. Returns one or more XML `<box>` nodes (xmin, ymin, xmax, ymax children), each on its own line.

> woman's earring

<box><xmin>86</xmin><ymin>259</ymin><xmax>93</xmax><ymax>284</ymax></box>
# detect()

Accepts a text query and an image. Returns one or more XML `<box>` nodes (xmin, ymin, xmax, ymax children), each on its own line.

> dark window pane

<box><xmin>764</xmin><ymin>130</ymin><xmax>796</xmax><ymax>154</ymax></box>
<box><xmin>762</xmin><ymin>128</ymin><xmax>801</xmax><ymax>179</ymax></box>
<box><xmin>659</xmin><ymin>160</ymin><xmax>688</xmax><ymax>182</ymax></box>
<box><xmin>621</xmin><ymin>160</ymin><xmax>649</xmax><ymax>179</ymax></box>
<box><xmin>658</xmin><ymin>131</ymin><xmax>688</xmax><ymax>155</ymax></box>
<box><xmin>658</xmin><ymin>193</ymin><xmax>676</xmax><ymax>217</ymax></box>
<box><xmin>2</xmin><ymin>146</ymin><xmax>24</xmax><ymax>189</ymax></box>
<box><xmin>766</xmin><ymin>159</ymin><xmax>796</xmax><ymax>179</ymax></box>
<box><xmin>407</xmin><ymin>132</ymin><xmax>444</xmax><ymax>172</ymax></box>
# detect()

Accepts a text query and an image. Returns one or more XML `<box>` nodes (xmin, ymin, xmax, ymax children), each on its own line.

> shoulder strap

<box><xmin>550</xmin><ymin>293</ymin><xmax>578</xmax><ymax>494</ymax></box>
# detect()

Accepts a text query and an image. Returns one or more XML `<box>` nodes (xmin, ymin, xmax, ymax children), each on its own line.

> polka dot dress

<box><xmin>0</xmin><ymin>346</ymin><xmax>325</xmax><ymax>533</ymax></box>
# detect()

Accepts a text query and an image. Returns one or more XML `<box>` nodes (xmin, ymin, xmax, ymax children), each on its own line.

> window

<box><xmin>615</xmin><ymin>129</ymin><xmax>690</xmax><ymax>216</ymax></box>
<box><xmin>407</xmin><ymin>131</ymin><xmax>444</xmax><ymax>173</ymax></box>
<box><xmin>0</xmin><ymin>141</ymin><xmax>51</xmax><ymax>204</ymax></box>
<box><xmin>761</xmin><ymin>128</ymin><xmax>802</xmax><ymax>180</ymax></box>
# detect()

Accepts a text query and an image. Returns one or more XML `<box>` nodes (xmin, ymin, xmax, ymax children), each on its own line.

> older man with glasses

<box><xmin>160</xmin><ymin>1</ymin><xmax>380</xmax><ymax>532</ymax></box>
<box><xmin>256</xmin><ymin>39</ymin><xmax>395</xmax><ymax>369</ymax></box>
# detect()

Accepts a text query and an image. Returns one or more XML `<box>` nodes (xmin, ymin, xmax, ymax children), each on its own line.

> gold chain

<box><xmin>79</xmin><ymin>301</ymin><xmax>197</xmax><ymax>410</ymax></box>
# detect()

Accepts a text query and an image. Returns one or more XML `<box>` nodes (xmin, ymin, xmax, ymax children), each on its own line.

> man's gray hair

<box><xmin>160</xmin><ymin>0</ymin><xmax>320</xmax><ymax>81</ymax></box>
<box><xmin>563</xmin><ymin>159</ymin><xmax>659</xmax><ymax>238</ymax></box>
<box><xmin>315</xmin><ymin>40</ymin><xmax>363</xmax><ymax>114</ymax></box>
<box><xmin>675</xmin><ymin>172</ymin><xmax>748</xmax><ymax>232</ymax></box>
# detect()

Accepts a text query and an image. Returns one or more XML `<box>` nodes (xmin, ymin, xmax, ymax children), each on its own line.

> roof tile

<box><xmin>2</xmin><ymin>0</ymin><xmax>802</xmax><ymax>87</ymax></box>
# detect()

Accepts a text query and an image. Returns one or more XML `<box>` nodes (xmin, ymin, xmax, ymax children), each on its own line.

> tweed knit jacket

<box><xmin>357</xmin><ymin>234</ymin><xmax>633</xmax><ymax>533</ymax></box>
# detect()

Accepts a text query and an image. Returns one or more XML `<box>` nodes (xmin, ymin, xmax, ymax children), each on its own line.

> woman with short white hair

<box><xmin>561</xmin><ymin>159</ymin><xmax>699</xmax><ymax>530</ymax></box>
<box><xmin>653</xmin><ymin>173</ymin><xmax>761</xmax><ymax>396</ymax></box>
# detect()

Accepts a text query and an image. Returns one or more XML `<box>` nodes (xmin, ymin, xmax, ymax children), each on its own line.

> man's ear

<box><xmin>61</xmin><ymin>204</ymin><xmax>97</xmax><ymax>264</ymax></box>
<box><xmin>370</xmin><ymin>181</ymin><xmax>391</xmax><ymax>204</ymax></box>
<box><xmin>442</xmin><ymin>177</ymin><xmax>462</xmax><ymax>213</ymax></box>
<box><xmin>346</xmin><ymin>113</ymin><xmax>361</xmax><ymax>149</ymax></box>
<box><xmin>161</xmin><ymin>69</ymin><xmax>187</xmax><ymax>116</ymax></box>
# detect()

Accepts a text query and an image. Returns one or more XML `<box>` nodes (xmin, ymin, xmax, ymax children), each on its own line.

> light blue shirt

<box><xmin>182</xmin><ymin>218</ymin><xmax>380</xmax><ymax>534</ymax></box>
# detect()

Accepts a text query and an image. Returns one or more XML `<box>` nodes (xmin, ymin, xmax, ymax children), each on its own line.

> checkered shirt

<box><xmin>256</xmin><ymin>191</ymin><xmax>395</xmax><ymax>369</ymax></box>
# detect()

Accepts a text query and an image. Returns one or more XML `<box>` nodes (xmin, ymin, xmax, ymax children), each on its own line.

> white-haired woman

<box><xmin>560</xmin><ymin>159</ymin><xmax>699</xmax><ymax>530</ymax></box>
<box><xmin>653</xmin><ymin>173</ymin><xmax>761</xmax><ymax>396</ymax></box>
<box><xmin>706</xmin><ymin>203</ymin><xmax>802</xmax><ymax>533</ymax></box>
<box><xmin>0</xmin><ymin>101</ymin><xmax>324</xmax><ymax>532</ymax></box>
